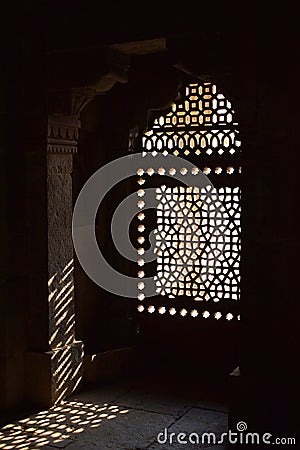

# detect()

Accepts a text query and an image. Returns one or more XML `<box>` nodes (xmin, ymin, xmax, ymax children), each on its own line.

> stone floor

<box><xmin>0</xmin><ymin>378</ymin><xmax>228</xmax><ymax>449</ymax></box>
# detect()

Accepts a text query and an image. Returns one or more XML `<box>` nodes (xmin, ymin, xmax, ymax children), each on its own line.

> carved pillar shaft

<box><xmin>47</xmin><ymin>115</ymin><xmax>83</xmax><ymax>404</ymax></box>
<box><xmin>26</xmin><ymin>115</ymin><xmax>84</xmax><ymax>406</ymax></box>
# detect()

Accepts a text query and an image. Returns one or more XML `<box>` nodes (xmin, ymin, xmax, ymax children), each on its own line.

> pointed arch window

<box><xmin>136</xmin><ymin>82</ymin><xmax>241</xmax><ymax>322</ymax></box>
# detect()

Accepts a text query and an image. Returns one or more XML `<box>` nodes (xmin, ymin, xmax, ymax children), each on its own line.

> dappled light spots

<box><xmin>48</xmin><ymin>259</ymin><xmax>83</xmax><ymax>404</ymax></box>
<box><xmin>0</xmin><ymin>400</ymin><xmax>129</xmax><ymax>450</ymax></box>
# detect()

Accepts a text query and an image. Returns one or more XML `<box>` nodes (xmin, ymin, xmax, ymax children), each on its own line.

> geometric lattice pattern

<box><xmin>143</xmin><ymin>82</ymin><xmax>241</xmax><ymax>157</ymax></box>
<box><xmin>137</xmin><ymin>81</ymin><xmax>241</xmax><ymax>321</ymax></box>
<box><xmin>154</xmin><ymin>185</ymin><xmax>240</xmax><ymax>302</ymax></box>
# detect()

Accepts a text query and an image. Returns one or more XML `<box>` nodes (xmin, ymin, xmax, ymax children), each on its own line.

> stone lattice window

<box><xmin>136</xmin><ymin>82</ymin><xmax>241</xmax><ymax>321</ymax></box>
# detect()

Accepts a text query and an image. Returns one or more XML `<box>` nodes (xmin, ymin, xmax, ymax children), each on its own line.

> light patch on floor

<box><xmin>0</xmin><ymin>381</ymin><xmax>227</xmax><ymax>449</ymax></box>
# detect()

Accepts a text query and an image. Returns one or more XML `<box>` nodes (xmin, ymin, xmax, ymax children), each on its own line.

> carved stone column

<box><xmin>47</xmin><ymin>114</ymin><xmax>83</xmax><ymax>404</ymax></box>
<box><xmin>26</xmin><ymin>113</ymin><xmax>86</xmax><ymax>406</ymax></box>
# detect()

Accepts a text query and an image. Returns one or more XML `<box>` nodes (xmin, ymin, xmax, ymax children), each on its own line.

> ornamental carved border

<box><xmin>47</xmin><ymin>115</ymin><xmax>81</xmax><ymax>154</ymax></box>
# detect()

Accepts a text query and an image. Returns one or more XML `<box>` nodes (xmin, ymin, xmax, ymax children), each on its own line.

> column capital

<box><xmin>47</xmin><ymin>114</ymin><xmax>81</xmax><ymax>154</ymax></box>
